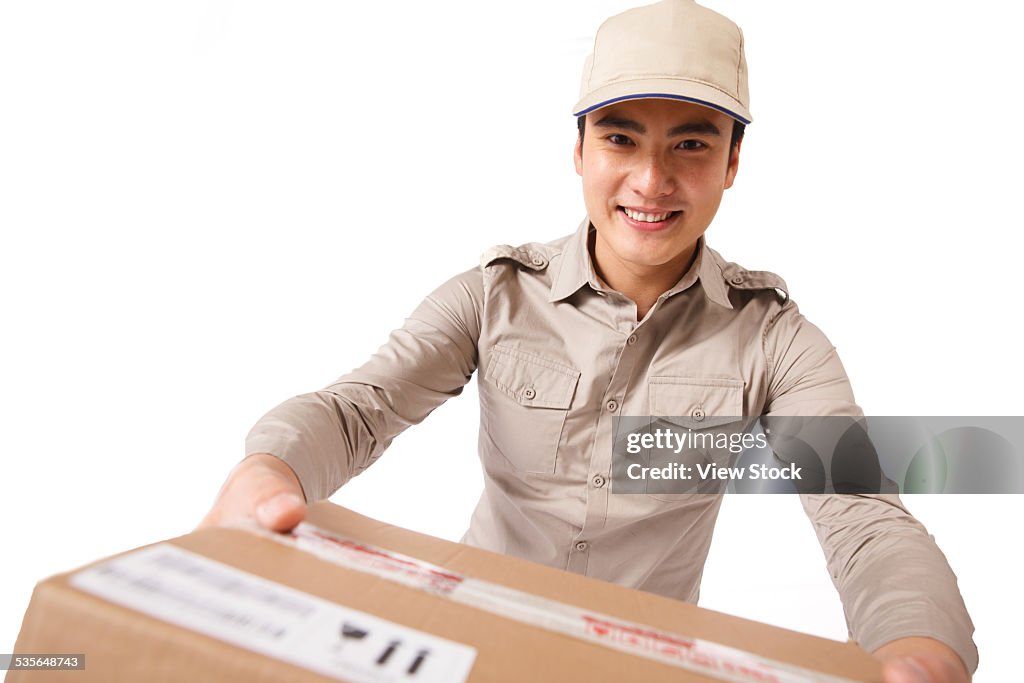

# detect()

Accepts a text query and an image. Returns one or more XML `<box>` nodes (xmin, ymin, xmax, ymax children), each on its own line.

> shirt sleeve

<box><xmin>763</xmin><ymin>298</ymin><xmax>979</xmax><ymax>674</ymax></box>
<box><xmin>244</xmin><ymin>267</ymin><xmax>483</xmax><ymax>502</ymax></box>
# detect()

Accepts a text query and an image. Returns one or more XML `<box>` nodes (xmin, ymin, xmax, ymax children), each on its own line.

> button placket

<box><xmin>576</xmin><ymin>332</ymin><xmax>630</xmax><ymax>575</ymax></box>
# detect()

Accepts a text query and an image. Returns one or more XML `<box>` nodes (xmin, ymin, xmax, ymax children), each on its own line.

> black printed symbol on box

<box><xmin>407</xmin><ymin>649</ymin><xmax>430</xmax><ymax>675</ymax></box>
<box><xmin>367</xmin><ymin>638</ymin><xmax>432</xmax><ymax>675</ymax></box>
<box><xmin>376</xmin><ymin>640</ymin><xmax>400</xmax><ymax>665</ymax></box>
<box><xmin>340</xmin><ymin>622</ymin><xmax>369</xmax><ymax>641</ymax></box>
<box><xmin>333</xmin><ymin>621</ymin><xmax>370</xmax><ymax>653</ymax></box>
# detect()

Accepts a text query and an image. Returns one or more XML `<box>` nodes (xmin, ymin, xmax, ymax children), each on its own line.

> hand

<box><xmin>874</xmin><ymin>637</ymin><xmax>970</xmax><ymax>683</ymax></box>
<box><xmin>197</xmin><ymin>453</ymin><xmax>307</xmax><ymax>532</ymax></box>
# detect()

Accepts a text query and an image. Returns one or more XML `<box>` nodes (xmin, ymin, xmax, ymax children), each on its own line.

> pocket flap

<box><xmin>486</xmin><ymin>346</ymin><xmax>580</xmax><ymax>410</ymax></box>
<box><xmin>649</xmin><ymin>376</ymin><xmax>744</xmax><ymax>428</ymax></box>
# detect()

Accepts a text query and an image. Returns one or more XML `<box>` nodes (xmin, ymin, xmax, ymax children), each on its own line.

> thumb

<box><xmin>255</xmin><ymin>492</ymin><xmax>306</xmax><ymax>532</ymax></box>
<box><xmin>882</xmin><ymin>657</ymin><xmax>932</xmax><ymax>683</ymax></box>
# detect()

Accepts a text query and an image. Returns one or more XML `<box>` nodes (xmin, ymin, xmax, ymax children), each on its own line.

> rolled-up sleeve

<box><xmin>245</xmin><ymin>267</ymin><xmax>482</xmax><ymax>502</ymax></box>
<box><xmin>763</xmin><ymin>299</ymin><xmax>978</xmax><ymax>673</ymax></box>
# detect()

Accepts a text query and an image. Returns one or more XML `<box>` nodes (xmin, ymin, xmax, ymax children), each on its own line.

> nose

<box><xmin>629</xmin><ymin>153</ymin><xmax>674</xmax><ymax>198</ymax></box>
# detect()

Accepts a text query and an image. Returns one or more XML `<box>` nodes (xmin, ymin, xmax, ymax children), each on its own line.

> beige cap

<box><xmin>573</xmin><ymin>0</ymin><xmax>751</xmax><ymax>124</ymax></box>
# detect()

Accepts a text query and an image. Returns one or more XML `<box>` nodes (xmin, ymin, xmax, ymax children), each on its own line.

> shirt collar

<box><xmin>547</xmin><ymin>219</ymin><xmax>599</xmax><ymax>303</ymax></box>
<box><xmin>548</xmin><ymin>218</ymin><xmax>733</xmax><ymax>310</ymax></box>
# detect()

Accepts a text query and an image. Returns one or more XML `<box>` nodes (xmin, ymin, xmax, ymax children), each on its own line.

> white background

<box><xmin>1</xmin><ymin>1</ymin><xmax>1021</xmax><ymax>679</ymax></box>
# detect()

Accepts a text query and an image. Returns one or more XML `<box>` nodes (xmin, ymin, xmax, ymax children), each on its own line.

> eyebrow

<box><xmin>593</xmin><ymin>115</ymin><xmax>722</xmax><ymax>137</ymax></box>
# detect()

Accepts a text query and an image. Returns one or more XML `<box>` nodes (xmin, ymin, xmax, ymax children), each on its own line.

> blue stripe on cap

<box><xmin>574</xmin><ymin>93</ymin><xmax>751</xmax><ymax>125</ymax></box>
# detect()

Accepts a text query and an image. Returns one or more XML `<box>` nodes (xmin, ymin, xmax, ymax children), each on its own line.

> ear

<box><xmin>574</xmin><ymin>134</ymin><xmax>584</xmax><ymax>177</ymax></box>
<box><xmin>724</xmin><ymin>136</ymin><xmax>742</xmax><ymax>189</ymax></box>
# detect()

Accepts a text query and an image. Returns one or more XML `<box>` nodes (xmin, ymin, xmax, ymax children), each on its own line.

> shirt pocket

<box><xmin>645</xmin><ymin>376</ymin><xmax>745</xmax><ymax>500</ymax></box>
<box><xmin>481</xmin><ymin>345</ymin><xmax>580</xmax><ymax>474</ymax></box>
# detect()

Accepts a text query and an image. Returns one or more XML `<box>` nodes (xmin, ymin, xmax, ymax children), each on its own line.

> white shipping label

<box><xmin>69</xmin><ymin>544</ymin><xmax>476</xmax><ymax>683</ymax></box>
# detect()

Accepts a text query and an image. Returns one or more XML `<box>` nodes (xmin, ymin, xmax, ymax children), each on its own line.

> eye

<box><xmin>606</xmin><ymin>133</ymin><xmax>633</xmax><ymax>146</ymax></box>
<box><xmin>678</xmin><ymin>139</ymin><xmax>708</xmax><ymax>151</ymax></box>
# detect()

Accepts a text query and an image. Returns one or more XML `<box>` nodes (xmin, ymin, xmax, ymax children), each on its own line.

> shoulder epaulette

<box><xmin>721</xmin><ymin>263</ymin><xmax>789</xmax><ymax>303</ymax></box>
<box><xmin>480</xmin><ymin>245</ymin><xmax>550</xmax><ymax>271</ymax></box>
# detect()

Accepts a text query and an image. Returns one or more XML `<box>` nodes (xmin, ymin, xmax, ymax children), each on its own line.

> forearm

<box><xmin>245</xmin><ymin>383</ymin><xmax>403</xmax><ymax>502</ymax></box>
<box><xmin>245</xmin><ymin>268</ymin><xmax>483</xmax><ymax>502</ymax></box>
<box><xmin>802</xmin><ymin>494</ymin><xmax>978</xmax><ymax>675</ymax></box>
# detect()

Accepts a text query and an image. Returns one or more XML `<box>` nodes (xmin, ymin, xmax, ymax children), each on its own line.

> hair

<box><xmin>576</xmin><ymin>113</ymin><xmax>746</xmax><ymax>162</ymax></box>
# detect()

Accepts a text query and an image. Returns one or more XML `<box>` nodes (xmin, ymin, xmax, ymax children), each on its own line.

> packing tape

<box><xmin>244</xmin><ymin>521</ymin><xmax>863</xmax><ymax>683</ymax></box>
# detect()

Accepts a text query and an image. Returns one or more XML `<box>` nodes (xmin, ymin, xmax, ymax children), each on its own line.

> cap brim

<box><xmin>572</xmin><ymin>78</ymin><xmax>751</xmax><ymax>124</ymax></box>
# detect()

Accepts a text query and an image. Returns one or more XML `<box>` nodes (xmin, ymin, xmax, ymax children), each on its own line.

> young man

<box><xmin>200</xmin><ymin>2</ymin><xmax>976</xmax><ymax>680</ymax></box>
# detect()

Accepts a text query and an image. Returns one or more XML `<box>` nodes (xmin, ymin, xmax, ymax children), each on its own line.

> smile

<box><xmin>620</xmin><ymin>207</ymin><xmax>680</xmax><ymax>225</ymax></box>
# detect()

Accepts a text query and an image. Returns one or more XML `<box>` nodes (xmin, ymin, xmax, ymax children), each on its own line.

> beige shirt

<box><xmin>246</xmin><ymin>221</ymin><xmax>977</xmax><ymax>672</ymax></box>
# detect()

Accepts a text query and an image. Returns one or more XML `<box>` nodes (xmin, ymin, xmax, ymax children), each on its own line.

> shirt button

<box><xmin>606</xmin><ymin>400</ymin><xmax>618</xmax><ymax>413</ymax></box>
<box><xmin>523</xmin><ymin>387</ymin><xmax>536</xmax><ymax>400</ymax></box>
<box><xmin>730</xmin><ymin>275</ymin><xmax>745</xmax><ymax>285</ymax></box>
<box><xmin>626</xmin><ymin>334</ymin><xmax>638</xmax><ymax>346</ymax></box>
<box><xmin>531</xmin><ymin>255</ymin><xmax>547</xmax><ymax>267</ymax></box>
<box><xmin>574</xmin><ymin>541</ymin><xmax>589</xmax><ymax>552</ymax></box>
<box><xmin>592</xmin><ymin>474</ymin><xmax>606</xmax><ymax>488</ymax></box>
<box><xmin>692</xmin><ymin>408</ymin><xmax>706</xmax><ymax>421</ymax></box>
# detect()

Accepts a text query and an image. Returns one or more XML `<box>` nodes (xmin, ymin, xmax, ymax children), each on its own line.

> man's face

<box><xmin>574</xmin><ymin>98</ymin><xmax>740</xmax><ymax>286</ymax></box>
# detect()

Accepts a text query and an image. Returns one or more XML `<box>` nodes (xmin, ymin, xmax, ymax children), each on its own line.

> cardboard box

<box><xmin>8</xmin><ymin>502</ymin><xmax>881</xmax><ymax>682</ymax></box>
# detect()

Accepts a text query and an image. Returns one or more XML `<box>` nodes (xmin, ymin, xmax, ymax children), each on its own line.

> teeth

<box><xmin>623</xmin><ymin>207</ymin><xmax>673</xmax><ymax>223</ymax></box>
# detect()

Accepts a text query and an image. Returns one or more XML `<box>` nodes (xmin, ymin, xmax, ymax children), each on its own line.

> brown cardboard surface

<box><xmin>8</xmin><ymin>502</ymin><xmax>882</xmax><ymax>682</ymax></box>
